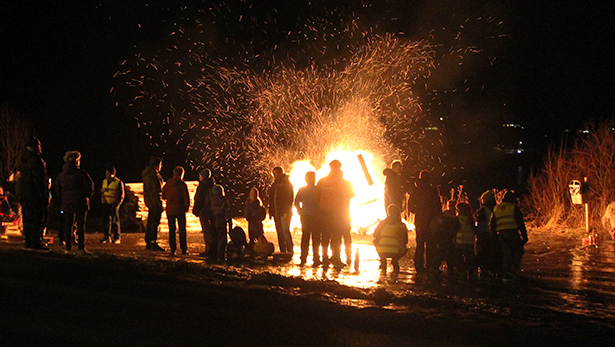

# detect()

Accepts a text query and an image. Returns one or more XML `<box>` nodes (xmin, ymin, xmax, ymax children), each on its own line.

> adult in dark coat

<box><xmin>17</xmin><ymin>137</ymin><xmax>49</xmax><ymax>249</ymax></box>
<box><xmin>407</xmin><ymin>170</ymin><xmax>441</xmax><ymax>273</ymax></box>
<box><xmin>142</xmin><ymin>157</ymin><xmax>165</xmax><ymax>251</ymax></box>
<box><xmin>55</xmin><ymin>151</ymin><xmax>94</xmax><ymax>252</ymax></box>
<box><xmin>383</xmin><ymin>160</ymin><xmax>407</xmax><ymax>215</ymax></box>
<box><xmin>193</xmin><ymin>168</ymin><xmax>215</xmax><ymax>257</ymax></box>
<box><xmin>267</xmin><ymin>167</ymin><xmax>294</xmax><ymax>254</ymax></box>
<box><xmin>317</xmin><ymin>160</ymin><xmax>355</xmax><ymax>267</ymax></box>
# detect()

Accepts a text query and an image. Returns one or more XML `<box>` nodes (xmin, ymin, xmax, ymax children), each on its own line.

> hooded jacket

<box><xmin>162</xmin><ymin>177</ymin><xmax>190</xmax><ymax>215</ymax></box>
<box><xmin>16</xmin><ymin>149</ymin><xmax>48</xmax><ymax>207</ymax></box>
<box><xmin>142</xmin><ymin>165</ymin><xmax>163</xmax><ymax>209</ymax></box>
<box><xmin>268</xmin><ymin>174</ymin><xmax>294</xmax><ymax>217</ymax></box>
<box><xmin>55</xmin><ymin>161</ymin><xmax>94</xmax><ymax>213</ymax></box>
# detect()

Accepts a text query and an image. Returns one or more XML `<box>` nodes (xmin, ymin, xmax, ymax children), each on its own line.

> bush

<box><xmin>524</xmin><ymin>121</ymin><xmax>615</xmax><ymax>232</ymax></box>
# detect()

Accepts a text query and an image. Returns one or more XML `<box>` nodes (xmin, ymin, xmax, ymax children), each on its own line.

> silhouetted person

<box><xmin>162</xmin><ymin>166</ymin><xmax>190</xmax><ymax>255</ymax></box>
<box><xmin>383</xmin><ymin>160</ymin><xmax>407</xmax><ymax>215</ymax></box>
<box><xmin>454</xmin><ymin>202</ymin><xmax>477</xmax><ymax>281</ymax></box>
<box><xmin>244</xmin><ymin>187</ymin><xmax>266</xmax><ymax>251</ymax></box>
<box><xmin>267</xmin><ymin>167</ymin><xmax>294</xmax><ymax>254</ymax></box>
<box><xmin>294</xmin><ymin>171</ymin><xmax>321</xmax><ymax>266</ymax></box>
<box><xmin>17</xmin><ymin>137</ymin><xmax>49</xmax><ymax>250</ymax></box>
<box><xmin>55</xmin><ymin>151</ymin><xmax>94</xmax><ymax>254</ymax></box>
<box><xmin>209</xmin><ymin>184</ymin><xmax>231</xmax><ymax>263</ymax></box>
<box><xmin>474</xmin><ymin>190</ymin><xmax>499</xmax><ymax>276</ymax></box>
<box><xmin>430</xmin><ymin>200</ymin><xmax>460</xmax><ymax>276</ymax></box>
<box><xmin>407</xmin><ymin>170</ymin><xmax>441</xmax><ymax>273</ymax></box>
<box><xmin>142</xmin><ymin>157</ymin><xmax>165</xmax><ymax>251</ymax></box>
<box><xmin>373</xmin><ymin>204</ymin><xmax>408</xmax><ymax>274</ymax></box>
<box><xmin>193</xmin><ymin>168</ymin><xmax>215</xmax><ymax>257</ymax></box>
<box><xmin>99</xmin><ymin>165</ymin><xmax>124</xmax><ymax>244</ymax></box>
<box><xmin>317</xmin><ymin>160</ymin><xmax>354</xmax><ymax>268</ymax></box>
<box><xmin>490</xmin><ymin>190</ymin><xmax>528</xmax><ymax>279</ymax></box>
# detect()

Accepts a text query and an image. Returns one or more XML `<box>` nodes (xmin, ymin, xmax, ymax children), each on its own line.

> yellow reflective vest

<box><xmin>102</xmin><ymin>178</ymin><xmax>121</xmax><ymax>204</ymax></box>
<box><xmin>493</xmin><ymin>202</ymin><xmax>518</xmax><ymax>232</ymax></box>
<box><xmin>375</xmin><ymin>223</ymin><xmax>407</xmax><ymax>255</ymax></box>
<box><xmin>456</xmin><ymin>215</ymin><xmax>476</xmax><ymax>245</ymax></box>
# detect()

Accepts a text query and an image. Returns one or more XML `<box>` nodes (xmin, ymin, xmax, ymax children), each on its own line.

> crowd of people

<box><xmin>2</xmin><ymin>137</ymin><xmax>529</xmax><ymax>279</ymax></box>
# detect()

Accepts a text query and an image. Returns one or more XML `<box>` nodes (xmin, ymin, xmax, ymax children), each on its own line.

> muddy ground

<box><xmin>1</xmin><ymin>227</ymin><xmax>614</xmax><ymax>346</ymax></box>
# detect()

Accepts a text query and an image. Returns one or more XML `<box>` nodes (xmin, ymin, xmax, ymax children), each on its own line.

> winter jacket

<box><xmin>490</xmin><ymin>202</ymin><xmax>528</xmax><ymax>242</ymax></box>
<box><xmin>373</xmin><ymin>216</ymin><xmax>408</xmax><ymax>256</ymax></box>
<box><xmin>101</xmin><ymin>177</ymin><xmax>125</xmax><ymax>206</ymax></box>
<box><xmin>161</xmin><ymin>177</ymin><xmax>190</xmax><ymax>215</ymax></box>
<box><xmin>294</xmin><ymin>184</ymin><xmax>319</xmax><ymax>217</ymax></box>
<box><xmin>16</xmin><ymin>149</ymin><xmax>48</xmax><ymax>207</ymax></box>
<box><xmin>268</xmin><ymin>174</ymin><xmax>294</xmax><ymax>217</ymax></box>
<box><xmin>407</xmin><ymin>180</ymin><xmax>441</xmax><ymax>230</ymax></box>
<box><xmin>317</xmin><ymin>170</ymin><xmax>354</xmax><ymax>216</ymax></box>
<box><xmin>456</xmin><ymin>215</ymin><xmax>476</xmax><ymax>245</ymax></box>
<box><xmin>193</xmin><ymin>176</ymin><xmax>215</xmax><ymax>218</ymax></box>
<box><xmin>142</xmin><ymin>165</ymin><xmax>163</xmax><ymax>210</ymax></box>
<box><xmin>244</xmin><ymin>198</ymin><xmax>265</xmax><ymax>241</ymax></box>
<box><xmin>55</xmin><ymin>162</ymin><xmax>94</xmax><ymax>213</ymax></box>
<box><xmin>383</xmin><ymin>168</ymin><xmax>406</xmax><ymax>211</ymax></box>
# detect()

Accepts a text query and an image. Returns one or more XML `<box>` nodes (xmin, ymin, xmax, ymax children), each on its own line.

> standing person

<box><xmin>16</xmin><ymin>137</ymin><xmax>49</xmax><ymax>250</ymax></box>
<box><xmin>267</xmin><ymin>167</ymin><xmax>294</xmax><ymax>254</ymax></box>
<box><xmin>454</xmin><ymin>202</ymin><xmax>477</xmax><ymax>281</ymax></box>
<box><xmin>373</xmin><ymin>204</ymin><xmax>409</xmax><ymax>274</ymax></box>
<box><xmin>243</xmin><ymin>187</ymin><xmax>266</xmax><ymax>250</ymax></box>
<box><xmin>383</xmin><ymin>160</ymin><xmax>407</xmax><ymax>215</ymax></box>
<box><xmin>317</xmin><ymin>160</ymin><xmax>355</xmax><ymax>268</ymax></box>
<box><xmin>162</xmin><ymin>166</ymin><xmax>190</xmax><ymax>256</ymax></box>
<box><xmin>55</xmin><ymin>151</ymin><xmax>94</xmax><ymax>254</ymax></box>
<box><xmin>407</xmin><ymin>170</ymin><xmax>441</xmax><ymax>274</ymax></box>
<box><xmin>294</xmin><ymin>171</ymin><xmax>321</xmax><ymax>266</ymax></box>
<box><xmin>209</xmin><ymin>184</ymin><xmax>231</xmax><ymax>263</ymax></box>
<box><xmin>490</xmin><ymin>190</ymin><xmax>528</xmax><ymax>279</ymax></box>
<box><xmin>430</xmin><ymin>200</ymin><xmax>460</xmax><ymax>276</ymax></box>
<box><xmin>193</xmin><ymin>168</ymin><xmax>215</xmax><ymax>258</ymax></box>
<box><xmin>99</xmin><ymin>166</ymin><xmax>125</xmax><ymax>244</ymax></box>
<box><xmin>474</xmin><ymin>190</ymin><xmax>499</xmax><ymax>276</ymax></box>
<box><xmin>142</xmin><ymin>156</ymin><xmax>165</xmax><ymax>251</ymax></box>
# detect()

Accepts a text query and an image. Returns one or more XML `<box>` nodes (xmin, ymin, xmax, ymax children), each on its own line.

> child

<box><xmin>474</xmin><ymin>190</ymin><xmax>499</xmax><ymax>276</ymax></box>
<box><xmin>227</xmin><ymin>226</ymin><xmax>248</xmax><ymax>261</ymax></box>
<box><xmin>161</xmin><ymin>166</ymin><xmax>190</xmax><ymax>255</ymax></box>
<box><xmin>430</xmin><ymin>199</ymin><xmax>460</xmax><ymax>275</ymax></box>
<box><xmin>243</xmin><ymin>187</ymin><xmax>266</xmax><ymax>252</ymax></box>
<box><xmin>373</xmin><ymin>204</ymin><xmax>408</xmax><ymax>274</ymax></box>
<box><xmin>209</xmin><ymin>184</ymin><xmax>230</xmax><ymax>263</ymax></box>
<box><xmin>454</xmin><ymin>202</ymin><xmax>477</xmax><ymax>280</ymax></box>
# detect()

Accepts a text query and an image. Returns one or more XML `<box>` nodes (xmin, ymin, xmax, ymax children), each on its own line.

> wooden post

<box><xmin>584</xmin><ymin>177</ymin><xmax>590</xmax><ymax>233</ymax></box>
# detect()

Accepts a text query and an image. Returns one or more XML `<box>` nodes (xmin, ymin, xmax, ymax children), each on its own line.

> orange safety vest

<box><xmin>375</xmin><ymin>223</ymin><xmax>407</xmax><ymax>255</ymax></box>
<box><xmin>456</xmin><ymin>215</ymin><xmax>476</xmax><ymax>245</ymax></box>
<box><xmin>102</xmin><ymin>178</ymin><xmax>120</xmax><ymax>204</ymax></box>
<box><xmin>493</xmin><ymin>202</ymin><xmax>518</xmax><ymax>232</ymax></box>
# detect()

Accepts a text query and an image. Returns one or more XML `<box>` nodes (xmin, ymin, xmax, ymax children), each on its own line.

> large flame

<box><xmin>288</xmin><ymin>148</ymin><xmax>388</xmax><ymax>234</ymax></box>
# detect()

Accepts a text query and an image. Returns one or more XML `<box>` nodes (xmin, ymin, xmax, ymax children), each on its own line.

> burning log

<box><xmin>357</xmin><ymin>154</ymin><xmax>373</xmax><ymax>186</ymax></box>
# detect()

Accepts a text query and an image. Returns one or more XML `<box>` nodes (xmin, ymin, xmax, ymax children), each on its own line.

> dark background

<box><xmin>1</xmin><ymin>1</ymin><xmax>613</xmax><ymax>194</ymax></box>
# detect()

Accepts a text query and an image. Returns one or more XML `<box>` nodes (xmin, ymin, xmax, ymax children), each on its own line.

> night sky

<box><xmin>1</xmin><ymin>1</ymin><xmax>613</xmax><ymax>187</ymax></box>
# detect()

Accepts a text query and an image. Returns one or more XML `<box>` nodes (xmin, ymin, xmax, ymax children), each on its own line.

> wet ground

<box><xmin>1</xmin><ymin>224</ymin><xmax>614</xmax><ymax>346</ymax></box>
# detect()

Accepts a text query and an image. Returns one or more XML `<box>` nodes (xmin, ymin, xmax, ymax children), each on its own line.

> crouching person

<box><xmin>373</xmin><ymin>204</ymin><xmax>408</xmax><ymax>274</ymax></box>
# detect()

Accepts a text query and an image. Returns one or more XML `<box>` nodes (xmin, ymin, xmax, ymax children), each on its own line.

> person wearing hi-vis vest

<box><xmin>490</xmin><ymin>190</ymin><xmax>528</xmax><ymax>279</ymax></box>
<box><xmin>373</xmin><ymin>204</ymin><xmax>408</xmax><ymax>274</ymax></box>
<box><xmin>100</xmin><ymin>166</ymin><xmax>125</xmax><ymax>244</ymax></box>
